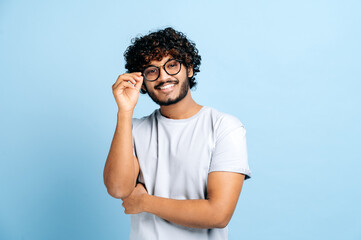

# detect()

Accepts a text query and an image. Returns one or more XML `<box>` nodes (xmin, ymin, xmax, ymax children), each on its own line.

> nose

<box><xmin>157</xmin><ymin>67</ymin><xmax>172</xmax><ymax>81</ymax></box>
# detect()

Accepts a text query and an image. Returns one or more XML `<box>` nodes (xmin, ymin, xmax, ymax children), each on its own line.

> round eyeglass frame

<box><xmin>142</xmin><ymin>59</ymin><xmax>182</xmax><ymax>82</ymax></box>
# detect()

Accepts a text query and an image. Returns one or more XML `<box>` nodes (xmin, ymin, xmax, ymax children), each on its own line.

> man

<box><xmin>103</xmin><ymin>27</ymin><xmax>251</xmax><ymax>240</ymax></box>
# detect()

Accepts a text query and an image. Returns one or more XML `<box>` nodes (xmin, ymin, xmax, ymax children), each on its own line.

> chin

<box><xmin>152</xmin><ymin>88</ymin><xmax>189</xmax><ymax>106</ymax></box>
<box><xmin>147</xmin><ymin>78</ymin><xmax>190</xmax><ymax>106</ymax></box>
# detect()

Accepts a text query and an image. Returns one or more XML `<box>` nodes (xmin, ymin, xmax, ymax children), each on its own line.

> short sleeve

<box><xmin>209</xmin><ymin>114</ymin><xmax>251</xmax><ymax>179</ymax></box>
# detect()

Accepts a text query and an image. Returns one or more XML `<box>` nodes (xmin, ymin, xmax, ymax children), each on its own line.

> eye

<box><xmin>144</xmin><ymin>67</ymin><xmax>158</xmax><ymax>75</ymax></box>
<box><xmin>167</xmin><ymin>60</ymin><xmax>179</xmax><ymax>69</ymax></box>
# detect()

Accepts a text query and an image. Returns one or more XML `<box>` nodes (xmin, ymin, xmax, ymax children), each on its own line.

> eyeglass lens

<box><xmin>143</xmin><ymin>59</ymin><xmax>181</xmax><ymax>81</ymax></box>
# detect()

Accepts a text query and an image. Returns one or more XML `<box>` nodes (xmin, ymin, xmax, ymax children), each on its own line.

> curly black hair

<box><xmin>124</xmin><ymin>27</ymin><xmax>201</xmax><ymax>94</ymax></box>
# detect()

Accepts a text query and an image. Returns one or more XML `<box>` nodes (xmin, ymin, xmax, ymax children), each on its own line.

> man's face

<box><xmin>142</xmin><ymin>55</ymin><xmax>193</xmax><ymax>106</ymax></box>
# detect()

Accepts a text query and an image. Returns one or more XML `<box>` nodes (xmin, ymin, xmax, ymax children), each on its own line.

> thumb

<box><xmin>134</xmin><ymin>77</ymin><xmax>144</xmax><ymax>92</ymax></box>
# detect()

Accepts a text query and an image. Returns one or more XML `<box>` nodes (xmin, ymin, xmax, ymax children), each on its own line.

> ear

<box><xmin>141</xmin><ymin>84</ymin><xmax>147</xmax><ymax>93</ymax></box>
<box><xmin>187</xmin><ymin>65</ymin><xmax>194</xmax><ymax>78</ymax></box>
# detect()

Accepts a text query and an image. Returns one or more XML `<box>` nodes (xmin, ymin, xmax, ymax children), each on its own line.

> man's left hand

<box><xmin>122</xmin><ymin>183</ymin><xmax>148</xmax><ymax>214</ymax></box>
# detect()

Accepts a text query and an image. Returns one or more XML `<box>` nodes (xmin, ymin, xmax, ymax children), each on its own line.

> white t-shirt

<box><xmin>130</xmin><ymin>106</ymin><xmax>251</xmax><ymax>240</ymax></box>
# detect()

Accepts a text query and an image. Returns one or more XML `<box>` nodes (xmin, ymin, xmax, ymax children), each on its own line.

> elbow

<box><xmin>207</xmin><ymin>200</ymin><xmax>235</xmax><ymax>228</ymax></box>
<box><xmin>211</xmin><ymin>211</ymin><xmax>232</xmax><ymax>229</ymax></box>
<box><xmin>106</xmin><ymin>186</ymin><xmax>133</xmax><ymax>199</ymax></box>
<box><xmin>214</xmin><ymin>216</ymin><xmax>230</xmax><ymax>229</ymax></box>
<box><xmin>103</xmin><ymin>174</ymin><xmax>134</xmax><ymax>199</ymax></box>
<box><xmin>104</xmin><ymin>177</ymin><xmax>134</xmax><ymax>199</ymax></box>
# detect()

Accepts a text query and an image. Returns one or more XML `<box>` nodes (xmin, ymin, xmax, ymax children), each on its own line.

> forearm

<box><xmin>143</xmin><ymin>195</ymin><xmax>228</xmax><ymax>229</ymax></box>
<box><xmin>104</xmin><ymin>111</ymin><xmax>137</xmax><ymax>198</ymax></box>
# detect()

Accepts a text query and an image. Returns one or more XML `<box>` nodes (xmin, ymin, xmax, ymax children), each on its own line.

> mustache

<box><xmin>155</xmin><ymin>80</ymin><xmax>179</xmax><ymax>89</ymax></box>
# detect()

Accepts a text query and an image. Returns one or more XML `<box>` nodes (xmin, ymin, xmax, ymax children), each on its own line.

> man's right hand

<box><xmin>112</xmin><ymin>72</ymin><xmax>144</xmax><ymax>113</ymax></box>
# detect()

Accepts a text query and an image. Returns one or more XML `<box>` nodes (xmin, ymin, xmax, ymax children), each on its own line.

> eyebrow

<box><xmin>143</xmin><ymin>58</ymin><xmax>176</xmax><ymax>69</ymax></box>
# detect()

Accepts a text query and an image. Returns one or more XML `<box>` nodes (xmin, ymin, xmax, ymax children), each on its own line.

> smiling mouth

<box><xmin>155</xmin><ymin>81</ymin><xmax>178</xmax><ymax>91</ymax></box>
<box><xmin>158</xmin><ymin>84</ymin><xmax>175</xmax><ymax>90</ymax></box>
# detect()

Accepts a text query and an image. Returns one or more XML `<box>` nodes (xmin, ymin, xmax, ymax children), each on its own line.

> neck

<box><xmin>159</xmin><ymin>89</ymin><xmax>203</xmax><ymax>119</ymax></box>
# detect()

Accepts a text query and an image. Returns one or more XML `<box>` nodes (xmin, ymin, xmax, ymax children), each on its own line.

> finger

<box><xmin>113</xmin><ymin>77</ymin><xmax>136</xmax><ymax>90</ymax></box>
<box><xmin>120</xmin><ymin>81</ymin><xmax>136</xmax><ymax>90</ymax></box>
<box><xmin>114</xmin><ymin>82</ymin><xmax>136</xmax><ymax>96</ymax></box>
<box><xmin>113</xmin><ymin>79</ymin><xmax>136</xmax><ymax>92</ymax></box>
<box><xmin>134</xmin><ymin>77</ymin><xmax>144</xmax><ymax>91</ymax></box>
<box><xmin>113</xmin><ymin>74</ymin><xmax>126</xmax><ymax>88</ymax></box>
<box><xmin>113</xmin><ymin>73</ymin><xmax>141</xmax><ymax>89</ymax></box>
<box><xmin>131</xmin><ymin>72</ymin><xmax>143</xmax><ymax>78</ymax></box>
<box><xmin>131</xmin><ymin>73</ymin><xmax>144</xmax><ymax>83</ymax></box>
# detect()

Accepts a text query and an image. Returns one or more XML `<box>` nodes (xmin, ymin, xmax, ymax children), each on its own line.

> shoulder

<box><xmin>205</xmin><ymin>106</ymin><xmax>245</xmax><ymax>128</ymax></box>
<box><xmin>205</xmin><ymin>107</ymin><xmax>246</xmax><ymax>139</ymax></box>
<box><xmin>132</xmin><ymin>109</ymin><xmax>158</xmax><ymax>131</ymax></box>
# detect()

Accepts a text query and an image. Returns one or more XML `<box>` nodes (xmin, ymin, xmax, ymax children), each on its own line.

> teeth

<box><xmin>159</xmin><ymin>84</ymin><xmax>175</xmax><ymax>90</ymax></box>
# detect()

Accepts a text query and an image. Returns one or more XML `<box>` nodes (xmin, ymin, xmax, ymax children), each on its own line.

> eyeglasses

<box><xmin>142</xmin><ymin>59</ymin><xmax>182</xmax><ymax>81</ymax></box>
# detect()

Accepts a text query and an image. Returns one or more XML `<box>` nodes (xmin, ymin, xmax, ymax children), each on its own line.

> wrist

<box><xmin>141</xmin><ymin>194</ymin><xmax>152</xmax><ymax>213</ymax></box>
<box><xmin>117</xmin><ymin>110</ymin><xmax>133</xmax><ymax>119</ymax></box>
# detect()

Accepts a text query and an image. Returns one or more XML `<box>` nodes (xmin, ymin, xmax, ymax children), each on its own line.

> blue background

<box><xmin>1</xmin><ymin>0</ymin><xmax>360</xmax><ymax>239</ymax></box>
